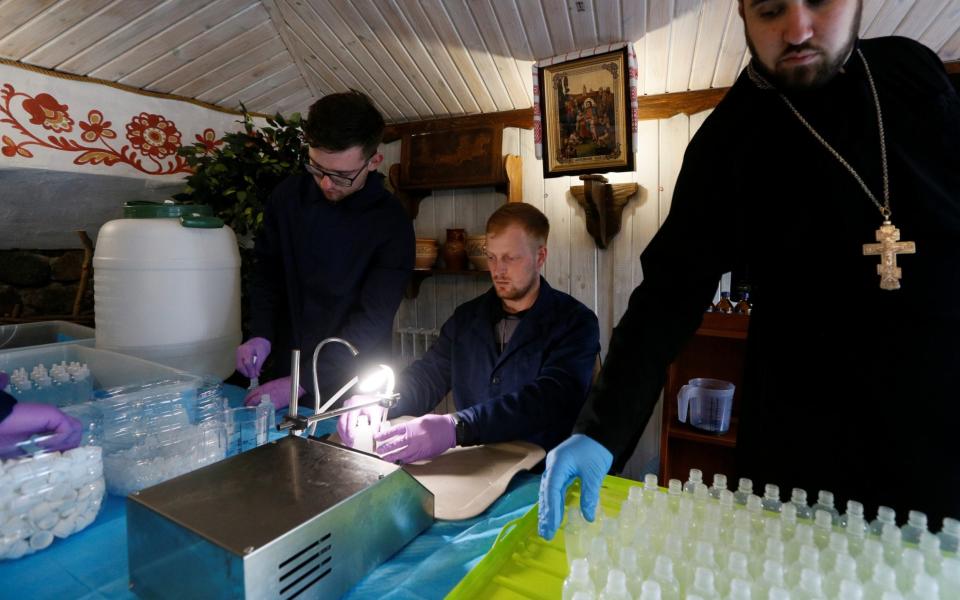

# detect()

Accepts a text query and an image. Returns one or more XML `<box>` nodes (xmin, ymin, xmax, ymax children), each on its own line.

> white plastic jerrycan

<box><xmin>677</xmin><ymin>378</ymin><xmax>736</xmax><ymax>433</ymax></box>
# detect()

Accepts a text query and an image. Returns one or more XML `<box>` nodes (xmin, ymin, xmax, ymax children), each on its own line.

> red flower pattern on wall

<box><xmin>22</xmin><ymin>93</ymin><xmax>73</xmax><ymax>132</ymax></box>
<box><xmin>0</xmin><ymin>84</ymin><xmax>222</xmax><ymax>175</ymax></box>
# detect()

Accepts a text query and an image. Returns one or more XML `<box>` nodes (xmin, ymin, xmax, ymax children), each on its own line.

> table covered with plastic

<box><xmin>0</xmin><ymin>412</ymin><xmax>540</xmax><ymax>600</ymax></box>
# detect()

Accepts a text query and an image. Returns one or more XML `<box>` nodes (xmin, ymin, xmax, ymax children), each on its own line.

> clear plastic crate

<box><xmin>0</xmin><ymin>440</ymin><xmax>104</xmax><ymax>561</ymax></box>
<box><xmin>0</xmin><ymin>321</ymin><xmax>94</xmax><ymax>352</ymax></box>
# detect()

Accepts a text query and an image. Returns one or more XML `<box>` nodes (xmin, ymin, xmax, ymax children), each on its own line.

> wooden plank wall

<box><xmin>377</xmin><ymin>110</ymin><xmax>714</xmax><ymax>477</ymax></box>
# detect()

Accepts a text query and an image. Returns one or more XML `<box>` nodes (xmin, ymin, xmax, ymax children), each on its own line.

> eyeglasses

<box><xmin>304</xmin><ymin>155</ymin><xmax>373</xmax><ymax>187</ymax></box>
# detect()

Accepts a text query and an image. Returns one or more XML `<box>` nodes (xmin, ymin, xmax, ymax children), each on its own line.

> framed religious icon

<box><xmin>539</xmin><ymin>47</ymin><xmax>634</xmax><ymax>178</ymax></box>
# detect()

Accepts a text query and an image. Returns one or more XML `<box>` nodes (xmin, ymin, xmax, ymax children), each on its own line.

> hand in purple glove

<box><xmin>374</xmin><ymin>413</ymin><xmax>456</xmax><ymax>464</ymax></box>
<box><xmin>244</xmin><ymin>376</ymin><xmax>305</xmax><ymax>409</ymax></box>
<box><xmin>0</xmin><ymin>403</ymin><xmax>83</xmax><ymax>452</ymax></box>
<box><xmin>236</xmin><ymin>337</ymin><xmax>271</xmax><ymax>378</ymax></box>
<box><xmin>336</xmin><ymin>395</ymin><xmax>386</xmax><ymax>448</ymax></box>
<box><xmin>0</xmin><ymin>371</ymin><xmax>9</xmax><ymax>391</ymax></box>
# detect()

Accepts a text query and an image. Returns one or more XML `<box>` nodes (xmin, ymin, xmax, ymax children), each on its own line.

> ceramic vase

<box><xmin>442</xmin><ymin>228</ymin><xmax>467</xmax><ymax>270</ymax></box>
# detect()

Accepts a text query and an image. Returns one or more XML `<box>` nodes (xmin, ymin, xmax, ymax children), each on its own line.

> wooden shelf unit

<box><xmin>659</xmin><ymin>312</ymin><xmax>749</xmax><ymax>484</ymax></box>
<box><xmin>406</xmin><ymin>268</ymin><xmax>490</xmax><ymax>299</ymax></box>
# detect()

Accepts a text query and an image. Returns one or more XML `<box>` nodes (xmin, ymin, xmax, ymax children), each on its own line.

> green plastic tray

<box><xmin>447</xmin><ymin>475</ymin><xmax>638</xmax><ymax>599</ymax></box>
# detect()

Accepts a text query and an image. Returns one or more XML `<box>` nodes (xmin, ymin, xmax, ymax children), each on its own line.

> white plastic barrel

<box><xmin>93</xmin><ymin>201</ymin><xmax>240</xmax><ymax>379</ymax></box>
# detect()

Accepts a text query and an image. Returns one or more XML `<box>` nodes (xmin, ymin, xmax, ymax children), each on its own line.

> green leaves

<box><xmin>176</xmin><ymin>108</ymin><xmax>306</xmax><ymax>238</ymax></box>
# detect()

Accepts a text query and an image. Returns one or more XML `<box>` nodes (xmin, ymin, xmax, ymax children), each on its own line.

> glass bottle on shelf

<box><xmin>715</xmin><ymin>292</ymin><xmax>734</xmax><ymax>314</ymax></box>
<box><xmin>734</xmin><ymin>292</ymin><xmax>752</xmax><ymax>315</ymax></box>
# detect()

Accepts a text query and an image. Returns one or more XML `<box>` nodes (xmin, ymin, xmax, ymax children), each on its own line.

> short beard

<box><xmin>494</xmin><ymin>275</ymin><xmax>536</xmax><ymax>303</ymax></box>
<box><xmin>746</xmin><ymin>3</ymin><xmax>861</xmax><ymax>92</ymax></box>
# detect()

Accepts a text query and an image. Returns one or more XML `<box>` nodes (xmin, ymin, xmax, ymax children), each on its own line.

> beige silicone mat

<box><xmin>328</xmin><ymin>416</ymin><xmax>545</xmax><ymax>520</ymax></box>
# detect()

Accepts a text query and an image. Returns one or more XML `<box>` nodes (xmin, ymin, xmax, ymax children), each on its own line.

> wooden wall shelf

<box><xmin>406</xmin><ymin>268</ymin><xmax>489</xmax><ymax>299</ymax></box>
<box><xmin>659</xmin><ymin>312</ymin><xmax>749</xmax><ymax>483</ymax></box>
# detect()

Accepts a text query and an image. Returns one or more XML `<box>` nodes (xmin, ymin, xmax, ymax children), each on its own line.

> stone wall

<box><xmin>0</xmin><ymin>250</ymin><xmax>92</xmax><ymax>318</ymax></box>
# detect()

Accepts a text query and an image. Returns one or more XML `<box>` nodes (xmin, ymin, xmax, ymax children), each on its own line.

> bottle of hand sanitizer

<box><xmin>353</xmin><ymin>414</ymin><xmax>375</xmax><ymax>453</ymax></box>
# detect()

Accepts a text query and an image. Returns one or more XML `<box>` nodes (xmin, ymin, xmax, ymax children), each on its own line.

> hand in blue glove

<box><xmin>537</xmin><ymin>433</ymin><xmax>613</xmax><ymax>541</ymax></box>
<box><xmin>374</xmin><ymin>414</ymin><xmax>456</xmax><ymax>464</ymax></box>
<box><xmin>0</xmin><ymin>402</ymin><xmax>83</xmax><ymax>452</ymax></box>
<box><xmin>244</xmin><ymin>376</ymin><xmax>305</xmax><ymax>409</ymax></box>
<box><xmin>236</xmin><ymin>337</ymin><xmax>271</xmax><ymax>378</ymax></box>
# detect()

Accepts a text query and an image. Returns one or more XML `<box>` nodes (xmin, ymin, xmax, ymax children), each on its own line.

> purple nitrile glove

<box><xmin>244</xmin><ymin>376</ymin><xmax>305</xmax><ymax>409</ymax></box>
<box><xmin>0</xmin><ymin>372</ymin><xmax>9</xmax><ymax>391</ymax></box>
<box><xmin>374</xmin><ymin>413</ymin><xmax>456</xmax><ymax>464</ymax></box>
<box><xmin>236</xmin><ymin>337</ymin><xmax>271</xmax><ymax>378</ymax></box>
<box><xmin>336</xmin><ymin>395</ymin><xmax>386</xmax><ymax>448</ymax></box>
<box><xmin>0</xmin><ymin>403</ymin><xmax>83</xmax><ymax>452</ymax></box>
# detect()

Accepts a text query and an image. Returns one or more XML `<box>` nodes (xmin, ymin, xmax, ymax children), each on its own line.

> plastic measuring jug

<box><xmin>677</xmin><ymin>378</ymin><xmax>735</xmax><ymax>433</ymax></box>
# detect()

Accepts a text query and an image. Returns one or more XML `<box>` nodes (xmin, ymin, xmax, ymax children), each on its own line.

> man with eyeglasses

<box><xmin>237</xmin><ymin>91</ymin><xmax>414</xmax><ymax>409</ymax></box>
<box><xmin>336</xmin><ymin>203</ymin><xmax>600</xmax><ymax>465</ymax></box>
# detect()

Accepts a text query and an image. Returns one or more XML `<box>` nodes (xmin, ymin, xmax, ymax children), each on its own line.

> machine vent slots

<box><xmin>278</xmin><ymin>535</ymin><xmax>333</xmax><ymax>599</ymax></box>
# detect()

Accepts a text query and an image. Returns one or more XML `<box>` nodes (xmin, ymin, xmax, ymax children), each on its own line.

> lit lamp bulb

<box><xmin>357</xmin><ymin>364</ymin><xmax>395</xmax><ymax>396</ymax></box>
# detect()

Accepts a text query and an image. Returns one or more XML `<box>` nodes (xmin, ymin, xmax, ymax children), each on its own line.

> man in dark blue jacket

<box><xmin>237</xmin><ymin>91</ymin><xmax>415</xmax><ymax>408</ymax></box>
<box><xmin>338</xmin><ymin>203</ymin><xmax>600</xmax><ymax>463</ymax></box>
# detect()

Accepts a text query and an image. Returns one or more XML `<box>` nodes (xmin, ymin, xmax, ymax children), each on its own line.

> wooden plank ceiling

<box><xmin>0</xmin><ymin>0</ymin><xmax>958</xmax><ymax>121</ymax></box>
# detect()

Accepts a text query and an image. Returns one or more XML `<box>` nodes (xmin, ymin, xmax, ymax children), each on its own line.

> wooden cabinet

<box><xmin>659</xmin><ymin>312</ymin><xmax>749</xmax><ymax>484</ymax></box>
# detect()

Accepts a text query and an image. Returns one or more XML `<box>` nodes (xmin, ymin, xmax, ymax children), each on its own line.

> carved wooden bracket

<box><xmin>388</xmin><ymin>163</ymin><xmax>430</xmax><ymax>219</ymax></box>
<box><xmin>569</xmin><ymin>175</ymin><xmax>639</xmax><ymax>249</ymax></box>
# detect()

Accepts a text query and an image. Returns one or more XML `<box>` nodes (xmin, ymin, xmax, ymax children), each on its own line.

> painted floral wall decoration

<box><xmin>1</xmin><ymin>83</ymin><xmax>223</xmax><ymax>175</ymax></box>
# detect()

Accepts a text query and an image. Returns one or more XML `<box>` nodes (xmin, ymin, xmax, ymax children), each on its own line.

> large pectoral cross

<box><xmin>862</xmin><ymin>220</ymin><xmax>916</xmax><ymax>290</ymax></box>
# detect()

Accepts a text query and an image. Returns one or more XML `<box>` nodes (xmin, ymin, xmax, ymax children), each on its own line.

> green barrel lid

<box><xmin>123</xmin><ymin>201</ymin><xmax>223</xmax><ymax>228</ymax></box>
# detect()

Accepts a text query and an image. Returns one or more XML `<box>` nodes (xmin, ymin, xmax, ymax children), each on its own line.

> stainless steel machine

<box><xmin>127</xmin><ymin>340</ymin><xmax>433</xmax><ymax>599</ymax></box>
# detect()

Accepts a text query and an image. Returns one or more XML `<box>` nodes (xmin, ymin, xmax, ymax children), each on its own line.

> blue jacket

<box><xmin>393</xmin><ymin>277</ymin><xmax>600</xmax><ymax>452</ymax></box>
<box><xmin>249</xmin><ymin>172</ymin><xmax>414</xmax><ymax>395</ymax></box>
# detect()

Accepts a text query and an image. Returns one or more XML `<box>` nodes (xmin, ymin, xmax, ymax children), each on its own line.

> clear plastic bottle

<box><xmin>690</xmin><ymin>567</ymin><xmax>720</xmax><ymax>600</ymax></box>
<box><xmin>786</xmin><ymin>524</ymin><xmax>814</xmax><ymax>565</ymax></box>
<box><xmin>792</xmin><ymin>569</ymin><xmax>826</xmax><ymax>600</ymax></box>
<box><xmin>734</xmin><ymin>478</ymin><xmax>753</xmax><ymax>506</ymax></box>
<box><xmin>880</xmin><ymin>523</ymin><xmax>903</xmax><ymax>568</ymax></box>
<box><xmin>823</xmin><ymin>554</ymin><xmax>858</xmax><ymax>598</ymax></box>
<box><xmin>844</xmin><ymin>513</ymin><xmax>868</xmax><ymax>558</ymax></box>
<box><xmin>863</xmin><ymin>562</ymin><xmax>900</xmax><ymax>600</ymax></box>
<box><xmin>753</xmin><ymin>560</ymin><xmax>786</xmax><ymax>600</ymax></box>
<box><xmin>734</xmin><ymin>292</ymin><xmax>752</xmax><ymax>316</ymax></box>
<box><xmin>589</xmin><ymin>536</ymin><xmax>612</xmax><ymax>590</ymax></box>
<box><xmin>566</xmin><ymin>500</ymin><xmax>589</xmax><ymax>567</ymax></box>
<box><xmin>599</xmin><ymin>569</ymin><xmax>632</xmax><ymax>600</ymax></box>
<box><xmin>767</xmin><ymin>587</ymin><xmax>791</xmax><ymax>600</ymax></box>
<box><xmin>812</xmin><ymin>510</ymin><xmax>833</xmax><ymax>551</ymax></box>
<box><xmin>724</xmin><ymin>579</ymin><xmax>751</xmax><ymax>600</ymax></box>
<box><xmin>685</xmin><ymin>469</ymin><xmax>704</xmax><ymax>495</ymax></box>
<box><xmin>639</xmin><ymin>580</ymin><xmax>662</xmax><ymax>600</ymax></box>
<box><xmin>619</xmin><ymin>547</ymin><xmax>644</xmax><ymax>599</ymax></box>
<box><xmin>563</xmin><ymin>558</ymin><xmax>596</xmax><ymax>600</ymax></box>
<box><xmin>857</xmin><ymin>538</ymin><xmax>885</xmax><ymax>583</ymax></box>
<box><xmin>938</xmin><ymin>517</ymin><xmax>960</xmax><ymax>554</ymax></box>
<box><xmin>839</xmin><ymin>500</ymin><xmax>864</xmax><ymax>528</ymax></box>
<box><xmin>938</xmin><ymin>557</ymin><xmax>960</xmax><ymax>600</ymax></box>
<box><xmin>869</xmin><ymin>506</ymin><xmax>897</xmax><ymax>538</ymax></box>
<box><xmin>894</xmin><ymin>549</ymin><xmax>924</xmax><ymax>595</ymax></box>
<box><xmin>762</xmin><ymin>484</ymin><xmax>782</xmax><ymax>513</ymax></box>
<box><xmin>786</xmin><ymin>545</ymin><xmax>820</xmax><ymax>589</ymax></box>
<box><xmin>900</xmin><ymin>511</ymin><xmax>928</xmax><ymax>545</ymax></box>
<box><xmin>904</xmin><ymin>573</ymin><xmax>937</xmax><ymax>600</ymax></box>
<box><xmin>836</xmin><ymin>579</ymin><xmax>864</xmax><ymax>600</ymax></box>
<box><xmin>668</xmin><ymin>479</ymin><xmax>684</xmax><ymax>513</ymax></box>
<box><xmin>780</xmin><ymin>502</ymin><xmax>798</xmax><ymax>542</ymax></box>
<box><xmin>710</xmin><ymin>473</ymin><xmax>728</xmax><ymax>500</ymax></box>
<box><xmin>811</xmin><ymin>491</ymin><xmax>839</xmax><ymax>525</ymax></box>
<box><xmin>917</xmin><ymin>531</ymin><xmax>941</xmax><ymax>577</ymax></box>
<box><xmin>746</xmin><ymin>495</ymin><xmax>765</xmax><ymax>536</ymax></box>
<box><xmin>651</xmin><ymin>555</ymin><xmax>681</xmax><ymax>600</ymax></box>
<box><xmin>821</xmin><ymin>532</ymin><xmax>850</xmax><ymax>574</ymax></box>
<box><xmin>752</xmin><ymin>538</ymin><xmax>785</xmax><ymax>580</ymax></box>
<box><xmin>716</xmin><ymin>551</ymin><xmax>750</xmax><ymax>598</ymax></box>
<box><xmin>789</xmin><ymin>488</ymin><xmax>812</xmax><ymax>520</ymax></box>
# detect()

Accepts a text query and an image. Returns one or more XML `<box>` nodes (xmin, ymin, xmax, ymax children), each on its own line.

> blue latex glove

<box><xmin>244</xmin><ymin>376</ymin><xmax>305</xmax><ymax>409</ymax></box>
<box><xmin>336</xmin><ymin>395</ymin><xmax>386</xmax><ymax>448</ymax></box>
<box><xmin>0</xmin><ymin>402</ymin><xmax>83</xmax><ymax>452</ymax></box>
<box><xmin>236</xmin><ymin>337</ymin><xmax>271</xmax><ymax>378</ymax></box>
<box><xmin>537</xmin><ymin>433</ymin><xmax>613</xmax><ymax>540</ymax></box>
<box><xmin>374</xmin><ymin>414</ymin><xmax>456</xmax><ymax>464</ymax></box>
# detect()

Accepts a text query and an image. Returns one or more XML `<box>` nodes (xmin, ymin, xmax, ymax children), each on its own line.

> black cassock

<box><xmin>577</xmin><ymin>36</ymin><xmax>960</xmax><ymax>524</ymax></box>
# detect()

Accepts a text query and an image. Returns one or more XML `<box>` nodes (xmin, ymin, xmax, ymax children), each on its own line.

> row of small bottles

<box><xmin>562</xmin><ymin>469</ymin><xmax>959</xmax><ymax>600</ymax></box>
<box><xmin>710</xmin><ymin>292</ymin><xmax>751</xmax><ymax>316</ymax></box>
<box><xmin>3</xmin><ymin>362</ymin><xmax>93</xmax><ymax>405</ymax></box>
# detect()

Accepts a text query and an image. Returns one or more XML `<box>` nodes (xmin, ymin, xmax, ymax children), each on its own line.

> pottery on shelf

<box><xmin>415</xmin><ymin>238</ymin><xmax>438</xmax><ymax>270</ymax></box>
<box><xmin>442</xmin><ymin>228</ymin><xmax>467</xmax><ymax>271</ymax></box>
<box><xmin>465</xmin><ymin>234</ymin><xmax>488</xmax><ymax>271</ymax></box>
